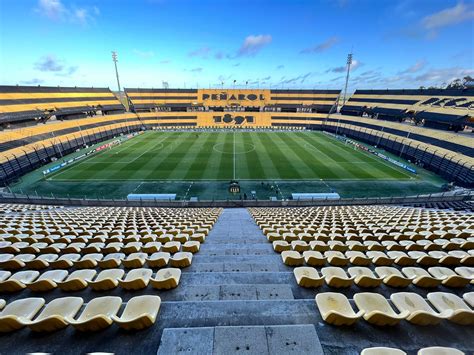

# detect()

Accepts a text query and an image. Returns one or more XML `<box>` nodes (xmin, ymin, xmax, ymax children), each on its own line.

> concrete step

<box><xmin>157</xmin><ymin>324</ymin><xmax>324</xmax><ymax>355</ymax></box>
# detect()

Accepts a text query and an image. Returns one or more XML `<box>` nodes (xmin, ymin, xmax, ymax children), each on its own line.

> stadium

<box><xmin>0</xmin><ymin>0</ymin><xmax>473</xmax><ymax>354</ymax></box>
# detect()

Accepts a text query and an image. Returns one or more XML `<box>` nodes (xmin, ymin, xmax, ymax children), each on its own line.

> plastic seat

<box><xmin>281</xmin><ymin>250</ymin><xmax>304</xmax><ymax>266</ymax></box>
<box><xmin>122</xmin><ymin>242</ymin><xmax>143</xmax><ymax>254</ymax></box>
<box><xmin>293</xmin><ymin>267</ymin><xmax>324</xmax><ymax>288</ymax></box>
<box><xmin>97</xmin><ymin>253</ymin><xmax>125</xmax><ymax>269</ymax></box>
<box><xmin>321</xmin><ymin>267</ymin><xmax>354</xmax><ymax>288</ymax></box>
<box><xmin>118</xmin><ymin>268</ymin><xmax>153</xmax><ymax>290</ymax></box>
<box><xmin>367</xmin><ymin>251</ymin><xmax>394</xmax><ymax>266</ymax></box>
<box><xmin>150</xmin><ymin>268</ymin><xmax>182</xmax><ymax>289</ymax></box>
<box><xmin>111</xmin><ymin>295</ymin><xmax>161</xmax><ymax>330</ymax></box>
<box><xmin>325</xmin><ymin>251</ymin><xmax>349</xmax><ymax>266</ymax></box>
<box><xmin>67</xmin><ymin>296</ymin><xmax>122</xmax><ymax>332</ymax></box>
<box><xmin>417</xmin><ymin>347</ymin><xmax>465</xmax><ymax>355</ymax></box>
<box><xmin>402</xmin><ymin>267</ymin><xmax>442</xmax><ymax>288</ymax></box>
<box><xmin>454</xmin><ymin>267</ymin><xmax>474</xmax><ymax>284</ymax></box>
<box><xmin>27</xmin><ymin>270</ymin><xmax>69</xmax><ymax>292</ymax></box>
<box><xmin>386</xmin><ymin>251</ymin><xmax>416</xmax><ymax>266</ymax></box>
<box><xmin>24</xmin><ymin>254</ymin><xmax>59</xmax><ymax>270</ymax></box>
<box><xmin>346</xmin><ymin>251</ymin><xmax>370</xmax><ymax>266</ymax></box>
<box><xmin>428</xmin><ymin>267</ymin><xmax>470</xmax><ymax>288</ymax></box>
<box><xmin>161</xmin><ymin>241</ymin><xmax>181</xmax><ymax>254</ymax></box>
<box><xmin>463</xmin><ymin>292</ymin><xmax>474</xmax><ymax>307</ymax></box>
<box><xmin>315</xmin><ymin>292</ymin><xmax>363</xmax><ymax>326</ymax></box>
<box><xmin>122</xmin><ymin>252</ymin><xmax>147</xmax><ymax>268</ymax></box>
<box><xmin>273</xmin><ymin>241</ymin><xmax>291</xmax><ymax>253</ymax></box>
<box><xmin>182</xmin><ymin>241</ymin><xmax>200</xmax><ymax>253</ymax></box>
<box><xmin>57</xmin><ymin>270</ymin><xmax>97</xmax><ymax>291</ymax></box>
<box><xmin>360</xmin><ymin>347</ymin><xmax>406</xmax><ymax>355</ymax></box>
<box><xmin>427</xmin><ymin>292</ymin><xmax>474</xmax><ymax>325</ymax></box>
<box><xmin>21</xmin><ymin>297</ymin><xmax>83</xmax><ymax>332</ymax></box>
<box><xmin>309</xmin><ymin>241</ymin><xmax>329</xmax><ymax>252</ymax></box>
<box><xmin>73</xmin><ymin>253</ymin><xmax>103</xmax><ymax>269</ymax></box>
<box><xmin>375</xmin><ymin>267</ymin><xmax>412</xmax><ymax>288</ymax></box>
<box><xmin>0</xmin><ymin>270</ymin><xmax>40</xmax><ymax>292</ymax></box>
<box><xmin>429</xmin><ymin>251</ymin><xmax>460</xmax><ymax>266</ymax></box>
<box><xmin>169</xmin><ymin>252</ymin><xmax>193</xmax><ymax>268</ymax></box>
<box><xmin>102</xmin><ymin>242</ymin><xmax>124</xmax><ymax>254</ymax></box>
<box><xmin>88</xmin><ymin>269</ymin><xmax>125</xmax><ymax>291</ymax></box>
<box><xmin>449</xmin><ymin>251</ymin><xmax>474</xmax><ymax>266</ymax></box>
<box><xmin>348</xmin><ymin>267</ymin><xmax>382</xmax><ymax>288</ymax></box>
<box><xmin>0</xmin><ymin>299</ymin><xmax>4</xmax><ymax>310</ymax></box>
<box><xmin>49</xmin><ymin>254</ymin><xmax>81</xmax><ymax>269</ymax></box>
<box><xmin>354</xmin><ymin>292</ymin><xmax>409</xmax><ymax>326</ymax></box>
<box><xmin>291</xmin><ymin>240</ymin><xmax>310</xmax><ymax>252</ymax></box>
<box><xmin>390</xmin><ymin>292</ymin><xmax>450</xmax><ymax>325</ymax></box>
<box><xmin>302</xmin><ymin>251</ymin><xmax>325</xmax><ymax>266</ymax></box>
<box><xmin>147</xmin><ymin>252</ymin><xmax>171</xmax><ymax>268</ymax></box>
<box><xmin>0</xmin><ymin>271</ymin><xmax>11</xmax><ymax>282</ymax></box>
<box><xmin>0</xmin><ymin>253</ymin><xmax>35</xmax><ymax>269</ymax></box>
<box><xmin>0</xmin><ymin>297</ymin><xmax>45</xmax><ymax>332</ymax></box>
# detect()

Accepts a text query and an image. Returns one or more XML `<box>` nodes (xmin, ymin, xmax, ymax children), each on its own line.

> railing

<box><xmin>0</xmin><ymin>190</ymin><xmax>472</xmax><ymax>208</ymax></box>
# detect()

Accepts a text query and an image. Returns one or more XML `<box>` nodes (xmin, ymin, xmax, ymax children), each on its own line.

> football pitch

<box><xmin>12</xmin><ymin>131</ymin><xmax>446</xmax><ymax>200</ymax></box>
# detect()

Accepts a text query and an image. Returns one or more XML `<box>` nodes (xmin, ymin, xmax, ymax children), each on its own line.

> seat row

<box><xmin>270</xmin><ymin>237</ymin><xmax>473</xmax><ymax>252</ymax></box>
<box><xmin>0</xmin><ymin>267</ymin><xmax>182</xmax><ymax>292</ymax></box>
<box><xmin>294</xmin><ymin>266</ymin><xmax>474</xmax><ymax>288</ymax></box>
<box><xmin>279</xmin><ymin>250</ymin><xmax>474</xmax><ymax>267</ymax></box>
<box><xmin>361</xmin><ymin>346</ymin><xmax>465</xmax><ymax>355</ymax></box>
<box><xmin>263</xmin><ymin>228</ymin><xmax>474</xmax><ymax>243</ymax></box>
<box><xmin>0</xmin><ymin>295</ymin><xmax>161</xmax><ymax>332</ymax></box>
<box><xmin>0</xmin><ymin>250</ymin><xmax>195</xmax><ymax>270</ymax></box>
<box><xmin>0</xmin><ymin>238</ymin><xmax>204</xmax><ymax>254</ymax></box>
<box><xmin>0</xmin><ymin>229</ymin><xmax>210</xmax><ymax>242</ymax></box>
<box><xmin>316</xmin><ymin>291</ymin><xmax>474</xmax><ymax>326</ymax></box>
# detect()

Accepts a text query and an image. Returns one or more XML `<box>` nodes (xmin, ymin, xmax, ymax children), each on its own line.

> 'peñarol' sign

<box><xmin>199</xmin><ymin>89</ymin><xmax>269</xmax><ymax>106</ymax></box>
<box><xmin>203</xmin><ymin>92</ymin><xmax>265</xmax><ymax>101</ymax></box>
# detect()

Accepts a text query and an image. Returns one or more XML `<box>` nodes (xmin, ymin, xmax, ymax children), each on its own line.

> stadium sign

<box><xmin>202</xmin><ymin>92</ymin><xmax>265</xmax><ymax>101</ymax></box>
<box><xmin>213</xmin><ymin>114</ymin><xmax>254</xmax><ymax>124</ymax></box>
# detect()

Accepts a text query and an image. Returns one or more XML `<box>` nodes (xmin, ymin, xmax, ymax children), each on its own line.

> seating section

<box><xmin>0</xmin><ymin>206</ymin><xmax>221</xmax><ymax>333</ymax></box>
<box><xmin>361</xmin><ymin>347</ymin><xmax>465</xmax><ymax>355</ymax></box>
<box><xmin>340</xmin><ymin>88</ymin><xmax>474</xmax><ymax>130</ymax></box>
<box><xmin>0</xmin><ymin>85</ymin><xmax>125</xmax><ymax>127</ymax></box>
<box><xmin>249</xmin><ymin>205</ymin><xmax>474</xmax><ymax>334</ymax></box>
<box><xmin>125</xmin><ymin>88</ymin><xmax>199</xmax><ymax>112</ymax></box>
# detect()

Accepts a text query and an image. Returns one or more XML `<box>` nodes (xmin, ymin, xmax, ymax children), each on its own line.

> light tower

<box><xmin>111</xmin><ymin>51</ymin><xmax>122</xmax><ymax>92</ymax></box>
<box><xmin>342</xmin><ymin>52</ymin><xmax>353</xmax><ymax>105</ymax></box>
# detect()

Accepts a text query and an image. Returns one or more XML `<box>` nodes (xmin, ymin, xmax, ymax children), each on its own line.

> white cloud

<box><xmin>36</xmin><ymin>0</ymin><xmax>99</xmax><ymax>25</ymax></box>
<box><xmin>399</xmin><ymin>60</ymin><xmax>427</xmax><ymax>74</ymax></box>
<box><xmin>236</xmin><ymin>34</ymin><xmax>272</xmax><ymax>57</ymax></box>
<box><xmin>188</xmin><ymin>47</ymin><xmax>211</xmax><ymax>58</ymax></box>
<box><xmin>326</xmin><ymin>59</ymin><xmax>363</xmax><ymax>73</ymax></box>
<box><xmin>422</xmin><ymin>2</ymin><xmax>474</xmax><ymax>37</ymax></box>
<box><xmin>300</xmin><ymin>36</ymin><xmax>340</xmax><ymax>54</ymax></box>
<box><xmin>133</xmin><ymin>49</ymin><xmax>155</xmax><ymax>58</ymax></box>
<box><xmin>35</xmin><ymin>55</ymin><xmax>64</xmax><ymax>72</ymax></box>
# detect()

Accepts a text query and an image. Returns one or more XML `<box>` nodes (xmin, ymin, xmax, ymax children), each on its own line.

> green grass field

<box><xmin>11</xmin><ymin>131</ymin><xmax>446</xmax><ymax>200</ymax></box>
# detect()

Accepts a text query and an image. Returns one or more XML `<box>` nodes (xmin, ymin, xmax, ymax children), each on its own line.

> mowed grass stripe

<box><xmin>50</xmin><ymin>132</ymin><xmax>155</xmax><ymax>180</ymax></box>
<box><xmin>260</xmin><ymin>132</ymin><xmax>303</xmax><ymax>179</ymax></box>
<box><xmin>295</xmin><ymin>132</ymin><xmax>360</xmax><ymax>179</ymax></box>
<box><xmin>214</xmin><ymin>132</ymin><xmax>233</xmax><ymax>180</ymax></box>
<box><xmin>198</xmin><ymin>133</ymin><xmax>228</xmax><ymax>180</ymax></box>
<box><xmin>314</xmin><ymin>133</ymin><xmax>412</xmax><ymax>179</ymax></box>
<box><xmin>180</xmin><ymin>132</ymin><xmax>215</xmax><ymax>180</ymax></box>
<box><xmin>250</xmin><ymin>132</ymin><xmax>281</xmax><ymax>179</ymax></box>
<box><xmin>85</xmin><ymin>133</ymin><xmax>173</xmax><ymax>180</ymax></box>
<box><xmin>270</xmin><ymin>133</ymin><xmax>321</xmax><ymax>178</ymax></box>
<box><xmin>239</xmin><ymin>132</ymin><xmax>265</xmax><ymax>179</ymax></box>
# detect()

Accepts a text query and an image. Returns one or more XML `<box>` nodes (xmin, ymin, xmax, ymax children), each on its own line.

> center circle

<box><xmin>213</xmin><ymin>142</ymin><xmax>256</xmax><ymax>154</ymax></box>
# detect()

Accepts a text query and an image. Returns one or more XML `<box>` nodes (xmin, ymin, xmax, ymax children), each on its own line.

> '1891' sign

<box><xmin>213</xmin><ymin>114</ymin><xmax>254</xmax><ymax>124</ymax></box>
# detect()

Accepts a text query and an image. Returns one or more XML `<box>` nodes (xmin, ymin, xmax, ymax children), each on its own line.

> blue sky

<box><xmin>0</xmin><ymin>0</ymin><xmax>473</xmax><ymax>91</ymax></box>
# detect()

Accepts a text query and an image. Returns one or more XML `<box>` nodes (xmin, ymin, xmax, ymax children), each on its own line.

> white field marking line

<box><xmin>94</xmin><ymin>143</ymin><xmax>164</xmax><ymax>164</ymax></box>
<box><xmin>212</xmin><ymin>142</ymin><xmax>255</xmax><ymax>155</ymax></box>
<box><xmin>184</xmin><ymin>182</ymin><xmax>193</xmax><ymax>200</ymax></box>
<box><xmin>131</xmin><ymin>181</ymin><xmax>144</xmax><ymax>193</ymax></box>
<box><xmin>48</xmin><ymin>177</ymin><xmax>417</xmax><ymax>182</ymax></box>
<box><xmin>320</xmin><ymin>133</ymin><xmax>414</xmax><ymax>179</ymax></box>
